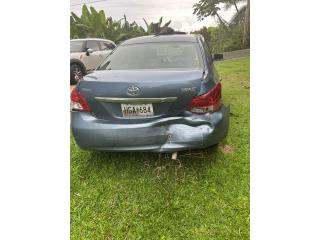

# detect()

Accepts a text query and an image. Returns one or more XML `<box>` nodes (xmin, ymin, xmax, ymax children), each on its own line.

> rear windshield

<box><xmin>98</xmin><ymin>42</ymin><xmax>203</xmax><ymax>70</ymax></box>
<box><xmin>70</xmin><ymin>41</ymin><xmax>84</xmax><ymax>53</ymax></box>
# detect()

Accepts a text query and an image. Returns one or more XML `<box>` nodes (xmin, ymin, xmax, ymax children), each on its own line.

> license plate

<box><xmin>121</xmin><ymin>103</ymin><xmax>154</xmax><ymax>118</ymax></box>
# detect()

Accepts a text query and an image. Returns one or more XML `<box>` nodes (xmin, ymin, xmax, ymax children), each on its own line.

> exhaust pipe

<box><xmin>171</xmin><ymin>152</ymin><xmax>177</xmax><ymax>160</ymax></box>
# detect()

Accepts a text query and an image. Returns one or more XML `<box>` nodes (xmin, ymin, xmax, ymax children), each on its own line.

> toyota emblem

<box><xmin>127</xmin><ymin>85</ymin><xmax>141</xmax><ymax>96</ymax></box>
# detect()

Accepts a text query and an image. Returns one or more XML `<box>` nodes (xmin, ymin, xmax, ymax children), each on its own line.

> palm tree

<box><xmin>227</xmin><ymin>0</ymin><xmax>250</xmax><ymax>48</ymax></box>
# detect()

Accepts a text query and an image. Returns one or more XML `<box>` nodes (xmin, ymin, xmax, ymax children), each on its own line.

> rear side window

<box><xmin>70</xmin><ymin>41</ymin><xmax>84</xmax><ymax>53</ymax></box>
<box><xmin>101</xmin><ymin>41</ymin><xmax>115</xmax><ymax>50</ymax></box>
<box><xmin>86</xmin><ymin>41</ymin><xmax>100</xmax><ymax>51</ymax></box>
<box><xmin>98</xmin><ymin>42</ymin><xmax>203</xmax><ymax>70</ymax></box>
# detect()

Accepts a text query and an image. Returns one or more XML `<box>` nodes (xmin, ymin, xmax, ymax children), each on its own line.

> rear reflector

<box><xmin>188</xmin><ymin>83</ymin><xmax>221</xmax><ymax>113</ymax></box>
<box><xmin>71</xmin><ymin>88</ymin><xmax>92</xmax><ymax>112</ymax></box>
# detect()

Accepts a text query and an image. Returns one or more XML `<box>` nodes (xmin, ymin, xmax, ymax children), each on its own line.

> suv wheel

<box><xmin>70</xmin><ymin>63</ymin><xmax>84</xmax><ymax>85</ymax></box>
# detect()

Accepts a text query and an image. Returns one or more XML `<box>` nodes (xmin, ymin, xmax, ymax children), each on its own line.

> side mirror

<box><xmin>86</xmin><ymin>48</ymin><xmax>94</xmax><ymax>56</ymax></box>
<box><xmin>212</xmin><ymin>53</ymin><xmax>224</xmax><ymax>61</ymax></box>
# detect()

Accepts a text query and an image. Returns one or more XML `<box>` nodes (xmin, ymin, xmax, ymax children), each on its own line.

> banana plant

<box><xmin>70</xmin><ymin>5</ymin><xmax>172</xmax><ymax>43</ymax></box>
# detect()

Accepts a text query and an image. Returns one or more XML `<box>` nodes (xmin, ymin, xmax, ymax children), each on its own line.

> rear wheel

<box><xmin>70</xmin><ymin>63</ymin><xmax>84</xmax><ymax>85</ymax></box>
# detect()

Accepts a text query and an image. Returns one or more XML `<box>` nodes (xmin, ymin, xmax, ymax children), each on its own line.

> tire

<box><xmin>70</xmin><ymin>63</ymin><xmax>84</xmax><ymax>85</ymax></box>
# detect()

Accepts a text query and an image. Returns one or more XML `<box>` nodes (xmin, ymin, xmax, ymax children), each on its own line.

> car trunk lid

<box><xmin>78</xmin><ymin>69</ymin><xmax>204</xmax><ymax>121</ymax></box>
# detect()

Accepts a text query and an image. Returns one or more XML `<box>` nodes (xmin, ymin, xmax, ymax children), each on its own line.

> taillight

<box><xmin>188</xmin><ymin>83</ymin><xmax>222</xmax><ymax>113</ymax></box>
<box><xmin>71</xmin><ymin>88</ymin><xmax>92</xmax><ymax>112</ymax></box>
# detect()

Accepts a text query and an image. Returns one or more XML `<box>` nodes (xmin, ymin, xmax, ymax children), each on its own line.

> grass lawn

<box><xmin>71</xmin><ymin>57</ymin><xmax>250</xmax><ymax>239</ymax></box>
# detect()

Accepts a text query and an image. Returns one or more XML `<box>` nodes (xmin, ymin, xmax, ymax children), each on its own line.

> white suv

<box><xmin>70</xmin><ymin>38</ymin><xmax>116</xmax><ymax>84</ymax></box>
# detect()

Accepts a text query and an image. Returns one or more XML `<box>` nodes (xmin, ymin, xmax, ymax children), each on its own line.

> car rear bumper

<box><xmin>71</xmin><ymin>105</ymin><xmax>230</xmax><ymax>152</ymax></box>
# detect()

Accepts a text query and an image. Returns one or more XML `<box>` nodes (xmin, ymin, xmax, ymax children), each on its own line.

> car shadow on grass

<box><xmin>73</xmin><ymin>143</ymin><xmax>229</xmax><ymax>181</ymax></box>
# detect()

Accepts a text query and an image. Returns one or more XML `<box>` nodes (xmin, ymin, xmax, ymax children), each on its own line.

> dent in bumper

<box><xmin>71</xmin><ymin>105</ymin><xmax>229</xmax><ymax>152</ymax></box>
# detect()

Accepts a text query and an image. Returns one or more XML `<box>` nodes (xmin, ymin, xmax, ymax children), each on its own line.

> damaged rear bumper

<box><xmin>71</xmin><ymin>105</ymin><xmax>230</xmax><ymax>152</ymax></box>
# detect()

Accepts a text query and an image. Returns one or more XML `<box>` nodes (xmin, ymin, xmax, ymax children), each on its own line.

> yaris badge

<box><xmin>127</xmin><ymin>85</ymin><xmax>141</xmax><ymax>96</ymax></box>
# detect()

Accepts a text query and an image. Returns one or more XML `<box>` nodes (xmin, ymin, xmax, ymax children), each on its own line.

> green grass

<box><xmin>71</xmin><ymin>57</ymin><xmax>250</xmax><ymax>239</ymax></box>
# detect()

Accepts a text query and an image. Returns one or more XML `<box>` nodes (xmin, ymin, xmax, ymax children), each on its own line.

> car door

<box><xmin>81</xmin><ymin>40</ymin><xmax>103</xmax><ymax>71</ymax></box>
<box><xmin>99</xmin><ymin>41</ymin><xmax>116</xmax><ymax>60</ymax></box>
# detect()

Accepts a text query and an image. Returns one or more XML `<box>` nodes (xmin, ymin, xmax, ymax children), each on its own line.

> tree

<box><xmin>70</xmin><ymin>5</ymin><xmax>173</xmax><ymax>43</ymax></box>
<box><xmin>193</xmin><ymin>0</ymin><xmax>229</xmax><ymax>26</ymax></box>
<box><xmin>229</xmin><ymin>5</ymin><xmax>247</xmax><ymax>25</ymax></box>
<box><xmin>193</xmin><ymin>0</ymin><xmax>249</xmax><ymax>49</ymax></box>
<box><xmin>191</xmin><ymin>27</ymin><xmax>212</xmax><ymax>50</ymax></box>
<box><xmin>193</xmin><ymin>0</ymin><xmax>245</xmax><ymax>25</ymax></box>
<box><xmin>242</xmin><ymin>0</ymin><xmax>250</xmax><ymax>48</ymax></box>
<box><xmin>224</xmin><ymin>0</ymin><xmax>243</xmax><ymax>14</ymax></box>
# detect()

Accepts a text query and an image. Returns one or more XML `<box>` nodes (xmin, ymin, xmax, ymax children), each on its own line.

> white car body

<box><xmin>70</xmin><ymin>38</ymin><xmax>116</xmax><ymax>72</ymax></box>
